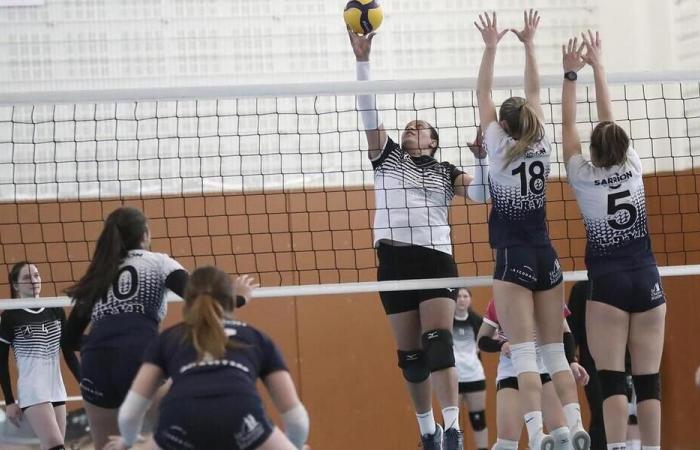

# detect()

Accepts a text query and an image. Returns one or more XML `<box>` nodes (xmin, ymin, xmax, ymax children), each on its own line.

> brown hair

<box><xmin>8</xmin><ymin>262</ymin><xmax>32</xmax><ymax>299</ymax></box>
<box><xmin>499</xmin><ymin>97</ymin><xmax>544</xmax><ymax>167</ymax></box>
<box><xmin>590</xmin><ymin>121</ymin><xmax>629</xmax><ymax>168</ymax></box>
<box><xmin>183</xmin><ymin>266</ymin><xmax>240</xmax><ymax>361</ymax></box>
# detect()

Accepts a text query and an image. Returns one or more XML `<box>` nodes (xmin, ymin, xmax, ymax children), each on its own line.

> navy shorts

<box><xmin>590</xmin><ymin>265</ymin><xmax>665</xmax><ymax>313</ymax></box>
<box><xmin>155</xmin><ymin>394</ymin><xmax>274</xmax><ymax>450</ymax></box>
<box><xmin>458</xmin><ymin>379</ymin><xmax>486</xmax><ymax>394</ymax></box>
<box><xmin>79</xmin><ymin>345</ymin><xmax>144</xmax><ymax>408</ymax></box>
<box><xmin>494</xmin><ymin>245</ymin><xmax>563</xmax><ymax>291</ymax></box>
<box><xmin>377</xmin><ymin>243</ymin><xmax>458</xmax><ymax>315</ymax></box>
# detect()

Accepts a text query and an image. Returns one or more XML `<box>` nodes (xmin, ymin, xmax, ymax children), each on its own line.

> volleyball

<box><xmin>344</xmin><ymin>0</ymin><xmax>383</xmax><ymax>35</ymax></box>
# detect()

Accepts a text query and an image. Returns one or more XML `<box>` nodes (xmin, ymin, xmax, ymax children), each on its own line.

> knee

<box><xmin>397</xmin><ymin>350</ymin><xmax>430</xmax><ymax>383</ymax></box>
<box><xmin>468</xmin><ymin>410</ymin><xmax>487</xmax><ymax>431</ymax></box>
<box><xmin>509</xmin><ymin>341</ymin><xmax>539</xmax><ymax>375</ymax></box>
<box><xmin>421</xmin><ymin>329</ymin><xmax>455</xmax><ymax>372</ymax></box>
<box><xmin>540</xmin><ymin>343</ymin><xmax>570</xmax><ymax>375</ymax></box>
<box><xmin>597</xmin><ymin>370</ymin><xmax>627</xmax><ymax>400</ymax></box>
<box><xmin>632</xmin><ymin>373</ymin><xmax>661</xmax><ymax>402</ymax></box>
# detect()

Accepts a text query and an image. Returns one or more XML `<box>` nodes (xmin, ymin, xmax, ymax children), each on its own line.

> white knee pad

<box><xmin>509</xmin><ymin>341</ymin><xmax>540</xmax><ymax>375</ymax></box>
<box><xmin>540</xmin><ymin>343</ymin><xmax>571</xmax><ymax>375</ymax></box>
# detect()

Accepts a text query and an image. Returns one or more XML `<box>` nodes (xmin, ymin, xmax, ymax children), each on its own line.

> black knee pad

<box><xmin>421</xmin><ymin>329</ymin><xmax>455</xmax><ymax>372</ymax></box>
<box><xmin>468</xmin><ymin>410</ymin><xmax>487</xmax><ymax>431</ymax></box>
<box><xmin>598</xmin><ymin>370</ymin><xmax>628</xmax><ymax>400</ymax></box>
<box><xmin>632</xmin><ymin>373</ymin><xmax>661</xmax><ymax>402</ymax></box>
<box><xmin>397</xmin><ymin>350</ymin><xmax>430</xmax><ymax>383</ymax></box>
<box><xmin>48</xmin><ymin>446</ymin><xmax>65</xmax><ymax>450</ymax></box>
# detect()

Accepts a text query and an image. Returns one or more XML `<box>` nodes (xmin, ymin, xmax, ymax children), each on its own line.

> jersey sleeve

<box><xmin>482</xmin><ymin>122</ymin><xmax>510</xmax><ymax>159</ymax></box>
<box><xmin>158</xmin><ymin>253</ymin><xmax>185</xmax><ymax>276</ymax></box>
<box><xmin>483</xmin><ymin>300</ymin><xmax>499</xmax><ymax>328</ymax></box>
<box><xmin>0</xmin><ymin>312</ymin><xmax>14</xmax><ymax>345</ymax></box>
<box><xmin>257</xmin><ymin>331</ymin><xmax>288</xmax><ymax>378</ymax></box>
<box><xmin>626</xmin><ymin>147</ymin><xmax>643</xmax><ymax>174</ymax></box>
<box><xmin>370</xmin><ymin>137</ymin><xmax>402</xmax><ymax>169</ymax></box>
<box><xmin>565</xmin><ymin>154</ymin><xmax>591</xmax><ymax>186</ymax></box>
<box><xmin>442</xmin><ymin>162</ymin><xmax>465</xmax><ymax>186</ymax></box>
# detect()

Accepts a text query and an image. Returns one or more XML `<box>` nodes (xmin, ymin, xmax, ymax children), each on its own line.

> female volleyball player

<box><xmin>347</xmin><ymin>25</ymin><xmax>490</xmax><ymax>450</ymax></box>
<box><xmin>475</xmin><ymin>10</ymin><xmax>589</xmax><ymax>450</ymax></box>
<box><xmin>562</xmin><ymin>31</ymin><xmax>666</xmax><ymax>450</ymax></box>
<box><xmin>477</xmin><ymin>298</ymin><xmax>589</xmax><ymax>450</ymax></box>
<box><xmin>61</xmin><ymin>206</ymin><xmax>190</xmax><ymax>449</ymax></box>
<box><xmin>0</xmin><ymin>262</ymin><xmax>81</xmax><ymax>450</ymax></box>
<box><xmin>452</xmin><ymin>288</ymin><xmax>488</xmax><ymax>450</ymax></box>
<box><xmin>104</xmin><ymin>266</ymin><xmax>308</xmax><ymax>450</ymax></box>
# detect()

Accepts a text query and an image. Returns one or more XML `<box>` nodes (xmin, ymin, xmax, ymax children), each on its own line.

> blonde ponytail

<box><xmin>185</xmin><ymin>294</ymin><xmax>229</xmax><ymax>361</ymax></box>
<box><xmin>499</xmin><ymin>98</ymin><xmax>545</xmax><ymax>168</ymax></box>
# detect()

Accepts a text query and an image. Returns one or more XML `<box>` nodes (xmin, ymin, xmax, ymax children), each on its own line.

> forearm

<box><xmin>466</xmin><ymin>157</ymin><xmax>490</xmax><ymax>202</ymax></box>
<box><xmin>524</xmin><ymin>43</ymin><xmax>540</xmax><ymax>99</ymax></box>
<box><xmin>562</xmin><ymin>80</ymin><xmax>578</xmax><ymax>127</ymax></box>
<box><xmin>476</xmin><ymin>46</ymin><xmax>497</xmax><ymax>97</ymax></box>
<box><xmin>118</xmin><ymin>390</ymin><xmax>152</xmax><ymax>447</ymax></box>
<box><xmin>0</xmin><ymin>345</ymin><xmax>15</xmax><ymax>405</ymax></box>
<box><xmin>592</xmin><ymin>64</ymin><xmax>613</xmax><ymax>122</ymax></box>
<box><xmin>356</xmin><ymin>61</ymin><xmax>379</xmax><ymax>130</ymax></box>
<box><xmin>62</xmin><ymin>346</ymin><xmax>81</xmax><ymax>382</ymax></box>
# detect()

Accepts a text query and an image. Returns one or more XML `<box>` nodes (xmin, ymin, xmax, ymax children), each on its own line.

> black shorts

<box><xmin>377</xmin><ymin>243</ymin><xmax>458</xmax><ymax>315</ymax></box>
<box><xmin>494</xmin><ymin>245</ymin><xmax>563</xmax><ymax>291</ymax></box>
<box><xmin>590</xmin><ymin>265</ymin><xmax>665</xmax><ymax>313</ymax></box>
<box><xmin>155</xmin><ymin>394</ymin><xmax>274</xmax><ymax>450</ymax></box>
<box><xmin>458</xmin><ymin>380</ymin><xmax>486</xmax><ymax>394</ymax></box>
<box><xmin>80</xmin><ymin>345</ymin><xmax>145</xmax><ymax>408</ymax></box>
<box><xmin>21</xmin><ymin>401</ymin><xmax>65</xmax><ymax>412</ymax></box>
<box><xmin>496</xmin><ymin>374</ymin><xmax>552</xmax><ymax>391</ymax></box>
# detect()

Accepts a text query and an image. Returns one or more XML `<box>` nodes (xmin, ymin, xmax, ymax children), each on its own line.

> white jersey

<box><xmin>0</xmin><ymin>308</ymin><xmax>67</xmax><ymax>408</ymax></box>
<box><xmin>483</xmin><ymin>122</ymin><xmax>552</xmax><ymax>248</ymax></box>
<box><xmin>565</xmin><ymin>148</ymin><xmax>655</xmax><ymax>279</ymax></box>
<box><xmin>371</xmin><ymin>137</ymin><xmax>463</xmax><ymax>255</ymax></box>
<box><xmin>453</xmin><ymin>313</ymin><xmax>486</xmax><ymax>383</ymax></box>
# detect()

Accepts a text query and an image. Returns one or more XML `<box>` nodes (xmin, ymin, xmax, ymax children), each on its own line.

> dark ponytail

<box><xmin>183</xmin><ymin>266</ymin><xmax>241</xmax><ymax>361</ymax></box>
<box><xmin>65</xmin><ymin>207</ymin><xmax>147</xmax><ymax>310</ymax></box>
<box><xmin>499</xmin><ymin>96</ymin><xmax>544</xmax><ymax>167</ymax></box>
<box><xmin>8</xmin><ymin>262</ymin><xmax>31</xmax><ymax>299</ymax></box>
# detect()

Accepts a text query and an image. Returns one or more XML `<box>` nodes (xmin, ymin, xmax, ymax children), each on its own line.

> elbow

<box><xmin>282</xmin><ymin>403</ymin><xmax>310</xmax><ymax>449</ymax></box>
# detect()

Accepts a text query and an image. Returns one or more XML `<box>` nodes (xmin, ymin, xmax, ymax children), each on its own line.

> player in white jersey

<box><xmin>562</xmin><ymin>32</ymin><xmax>665</xmax><ymax>450</ymax></box>
<box><xmin>348</xmin><ymin>27</ymin><xmax>490</xmax><ymax>450</ymax></box>
<box><xmin>0</xmin><ymin>262</ymin><xmax>81</xmax><ymax>450</ymax></box>
<box><xmin>475</xmin><ymin>10</ymin><xmax>589</xmax><ymax>450</ymax></box>
<box><xmin>452</xmin><ymin>288</ymin><xmax>488</xmax><ymax>450</ymax></box>
<box><xmin>62</xmin><ymin>207</ymin><xmax>189</xmax><ymax>449</ymax></box>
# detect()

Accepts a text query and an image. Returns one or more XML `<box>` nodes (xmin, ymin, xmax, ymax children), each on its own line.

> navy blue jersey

<box><xmin>143</xmin><ymin>320</ymin><xmax>288</xmax><ymax>400</ymax></box>
<box><xmin>565</xmin><ymin>149</ymin><xmax>656</xmax><ymax>279</ymax></box>
<box><xmin>483</xmin><ymin>122</ymin><xmax>552</xmax><ymax>248</ymax></box>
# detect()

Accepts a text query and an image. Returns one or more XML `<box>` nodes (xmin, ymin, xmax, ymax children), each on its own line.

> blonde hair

<box><xmin>499</xmin><ymin>97</ymin><xmax>544</xmax><ymax>167</ymax></box>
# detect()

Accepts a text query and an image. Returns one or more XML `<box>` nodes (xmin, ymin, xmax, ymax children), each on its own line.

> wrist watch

<box><xmin>564</xmin><ymin>71</ymin><xmax>578</xmax><ymax>81</ymax></box>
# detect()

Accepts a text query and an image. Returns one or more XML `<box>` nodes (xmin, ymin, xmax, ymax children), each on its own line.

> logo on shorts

<box><xmin>235</xmin><ymin>414</ymin><xmax>265</xmax><ymax>449</ymax></box>
<box><xmin>650</xmin><ymin>283</ymin><xmax>663</xmax><ymax>302</ymax></box>
<box><xmin>549</xmin><ymin>259</ymin><xmax>562</xmax><ymax>285</ymax></box>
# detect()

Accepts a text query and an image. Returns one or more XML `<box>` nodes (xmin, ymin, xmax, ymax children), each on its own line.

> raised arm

<box><xmin>562</xmin><ymin>37</ymin><xmax>586</xmax><ymax>164</ymax></box>
<box><xmin>581</xmin><ymin>30</ymin><xmax>613</xmax><ymax>122</ymax></box>
<box><xmin>348</xmin><ymin>29</ymin><xmax>387</xmax><ymax>160</ymax></box>
<box><xmin>454</xmin><ymin>126</ymin><xmax>491</xmax><ymax>202</ymax></box>
<box><xmin>475</xmin><ymin>12</ymin><xmax>508</xmax><ymax>128</ymax></box>
<box><xmin>512</xmin><ymin>9</ymin><xmax>544</xmax><ymax>120</ymax></box>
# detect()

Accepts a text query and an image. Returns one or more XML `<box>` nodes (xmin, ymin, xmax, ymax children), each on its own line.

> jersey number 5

<box><xmin>512</xmin><ymin>161</ymin><xmax>545</xmax><ymax>196</ymax></box>
<box><xmin>607</xmin><ymin>191</ymin><xmax>638</xmax><ymax>230</ymax></box>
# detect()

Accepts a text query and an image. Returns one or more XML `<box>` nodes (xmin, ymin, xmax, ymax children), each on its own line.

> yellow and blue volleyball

<box><xmin>344</xmin><ymin>0</ymin><xmax>383</xmax><ymax>35</ymax></box>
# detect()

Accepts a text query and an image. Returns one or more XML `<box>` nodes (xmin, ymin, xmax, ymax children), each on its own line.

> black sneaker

<box><xmin>420</xmin><ymin>424</ymin><xmax>443</xmax><ymax>450</ymax></box>
<box><xmin>442</xmin><ymin>427</ymin><xmax>464</xmax><ymax>450</ymax></box>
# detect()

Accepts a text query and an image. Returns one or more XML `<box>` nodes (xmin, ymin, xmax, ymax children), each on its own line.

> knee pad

<box><xmin>510</xmin><ymin>341</ymin><xmax>540</xmax><ymax>375</ymax></box>
<box><xmin>397</xmin><ymin>350</ymin><xmax>430</xmax><ymax>383</ymax></box>
<box><xmin>48</xmin><ymin>446</ymin><xmax>65</xmax><ymax>450</ymax></box>
<box><xmin>540</xmin><ymin>343</ymin><xmax>571</xmax><ymax>375</ymax></box>
<box><xmin>632</xmin><ymin>373</ymin><xmax>661</xmax><ymax>402</ymax></box>
<box><xmin>597</xmin><ymin>370</ymin><xmax>627</xmax><ymax>400</ymax></box>
<box><xmin>468</xmin><ymin>410</ymin><xmax>487</xmax><ymax>431</ymax></box>
<box><xmin>421</xmin><ymin>329</ymin><xmax>455</xmax><ymax>372</ymax></box>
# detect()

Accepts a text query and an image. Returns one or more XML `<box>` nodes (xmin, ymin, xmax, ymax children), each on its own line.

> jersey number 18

<box><xmin>512</xmin><ymin>161</ymin><xmax>546</xmax><ymax>196</ymax></box>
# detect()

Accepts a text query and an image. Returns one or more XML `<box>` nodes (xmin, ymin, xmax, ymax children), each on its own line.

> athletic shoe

<box><xmin>442</xmin><ymin>427</ymin><xmax>464</xmax><ymax>450</ymax></box>
<box><xmin>529</xmin><ymin>432</ymin><xmax>555</xmax><ymax>450</ymax></box>
<box><xmin>571</xmin><ymin>428</ymin><xmax>591</xmax><ymax>450</ymax></box>
<box><xmin>420</xmin><ymin>423</ymin><xmax>443</xmax><ymax>450</ymax></box>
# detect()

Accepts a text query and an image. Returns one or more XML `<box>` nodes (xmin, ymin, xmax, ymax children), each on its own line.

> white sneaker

<box><xmin>529</xmin><ymin>432</ymin><xmax>555</xmax><ymax>450</ymax></box>
<box><xmin>570</xmin><ymin>427</ymin><xmax>591</xmax><ymax>450</ymax></box>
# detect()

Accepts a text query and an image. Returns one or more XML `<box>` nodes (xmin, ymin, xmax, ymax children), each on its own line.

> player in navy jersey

<box><xmin>452</xmin><ymin>288</ymin><xmax>488</xmax><ymax>450</ymax></box>
<box><xmin>0</xmin><ymin>262</ymin><xmax>80</xmax><ymax>450</ymax></box>
<box><xmin>348</xmin><ymin>26</ymin><xmax>490</xmax><ymax>450</ymax></box>
<box><xmin>562</xmin><ymin>31</ymin><xmax>665</xmax><ymax>450</ymax></box>
<box><xmin>61</xmin><ymin>207</ymin><xmax>190</xmax><ymax>449</ymax></box>
<box><xmin>475</xmin><ymin>10</ymin><xmax>589</xmax><ymax>450</ymax></box>
<box><xmin>104</xmin><ymin>266</ymin><xmax>309</xmax><ymax>450</ymax></box>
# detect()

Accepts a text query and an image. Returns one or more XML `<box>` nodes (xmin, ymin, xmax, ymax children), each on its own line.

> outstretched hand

<box><xmin>580</xmin><ymin>29</ymin><xmax>603</xmax><ymax>68</ymax></box>
<box><xmin>347</xmin><ymin>28</ymin><xmax>376</xmax><ymax>62</ymax></box>
<box><xmin>562</xmin><ymin>37</ymin><xmax>586</xmax><ymax>73</ymax></box>
<box><xmin>468</xmin><ymin>126</ymin><xmax>486</xmax><ymax>159</ymax></box>
<box><xmin>511</xmin><ymin>9</ymin><xmax>540</xmax><ymax>44</ymax></box>
<box><xmin>234</xmin><ymin>274</ymin><xmax>260</xmax><ymax>305</ymax></box>
<box><xmin>474</xmin><ymin>11</ymin><xmax>508</xmax><ymax>48</ymax></box>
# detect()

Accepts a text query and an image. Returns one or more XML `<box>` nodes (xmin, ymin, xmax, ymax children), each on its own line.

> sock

<box><xmin>523</xmin><ymin>410</ymin><xmax>543</xmax><ymax>440</ymax></box>
<box><xmin>550</xmin><ymin>426</ymin><xmax>571</xmax><ymax>450</ymax></box>
<box><xmin>492</xmin><ymin>438</ymin><xmax>518</xmax><ymax>450</ymax></box>
<box><xmin>442</xmin><ymin>406</ymin><xmax>460</xmax><ymax>431</ymax></box>
<box><xmin>641</xmin><ymin>446</ymin><xmax>660</xmax><ymax>450</ymax></box>
<box><xmin>416</xmin><ymin>409</ymin><xmax>437</xmax><ymax>436</ymax></box>
<box><xmin>563</xmin><ymin>402</ymin><xmax>583</xmax><ymax>430</ymax></box>
<box><xmin>627</xmin><ymin>441</ymin><xmax>641</xmax><ymax>450</ymax></box>
<box><xmin>608</xmin><ymin>444</ymin><xmax>627</xmax><ymax>450</ymax></box>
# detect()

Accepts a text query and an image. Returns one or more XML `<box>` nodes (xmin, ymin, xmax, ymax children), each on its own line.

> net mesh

<box><xmin>1</xmin><ymin>76</ymin><xmax>700</xmax><ymax>298</ymax></box>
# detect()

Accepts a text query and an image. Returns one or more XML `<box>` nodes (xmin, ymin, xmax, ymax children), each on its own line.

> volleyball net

<box><xmin>1</xmin><ymin>71</ymin><xmax>700</xmax><ymax>308</ymax></box>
